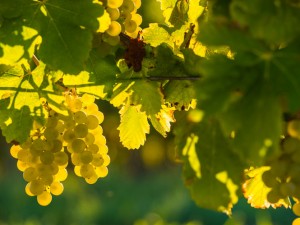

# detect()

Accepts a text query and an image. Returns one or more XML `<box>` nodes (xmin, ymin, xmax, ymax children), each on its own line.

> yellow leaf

<box><xmin>242</xmin><ymin>166</ymin><xmax>290</xmax><ymax>209</ymax></box>
<box><xmin>118</xmin><ymin>104</ymin><xmax>150</xmax><ymax>150</ymax></box>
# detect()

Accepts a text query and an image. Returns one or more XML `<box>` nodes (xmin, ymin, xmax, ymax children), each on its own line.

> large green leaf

<box><xmin>0</xmin><ymin>0</ymin><xmax>103</xmax><ymax>73</ymax></box>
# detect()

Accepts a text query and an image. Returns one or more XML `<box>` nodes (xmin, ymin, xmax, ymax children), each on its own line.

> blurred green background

<box><xmin>0</xmin><ymin>0</ymin><xmax>297</xmax><ymax>224</ymax></box>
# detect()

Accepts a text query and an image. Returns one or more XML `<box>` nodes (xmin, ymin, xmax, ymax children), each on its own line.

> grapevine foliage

<box><xmin>1</xmin><ymin>0</ymin><xmax>300</xmax><ymax>221</ymax></box>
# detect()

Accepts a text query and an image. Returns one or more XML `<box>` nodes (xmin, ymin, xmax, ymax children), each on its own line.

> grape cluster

<box><xmin>99</xmin><ymin>0</ymin><xmax>142</xmax><ymax>46</ymax></box>
<box><xmin>261</xmin><ymin>119</ymin><xmax>300</xmax><ymax>208</ymax></box>
<box><xmin>10</xmin><ymin>92</ymin><xmax>110</xmax><ymax>206</ymax></box>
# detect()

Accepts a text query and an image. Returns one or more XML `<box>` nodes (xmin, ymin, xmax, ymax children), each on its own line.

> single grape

<box><xmin>102</xmin><ymin>154</ymin><xmax>110</xmax><ymax>167</ymax></box>
<box><xmin>107</xmin><ymin>0</ymin><xmax>123</xmax><ymax>8</ymax></box>
<box><xmin>121</xmin><ymin>0</ymin><xmax>135</xmax><ymax>13</ymax></box>
<box><xmin>86</xmin><ymin>103</ymin><xmax>99</xmax><ymax>114</ymax></box>
<box><xmin>74</xmin><ymin>166</ymin><xmax>82</xmax><ymax>177</ymax></box>
<box><xmin>55</xmin><ymin>168</ymin><xmax>68</xmax><ymax>181</ymax></box>
<box><xmin>266</xmin><ymin>188</ymin><xmax>282</xmax><ymax>204</ymax></box>
<box><xmin>69</xmin><ymin>98</ymin><xmax>82</xmax><ymax>112</ymax></box>
<box><xmin>29</xmin><ymin>180</ymin><xmax>45</xmax><ymax>196</ymax></box>
<box><xmin>106</xmin><ymin>7</ymin><xmax>120</xmax><ymax>20</ymax></box>
<box><xmin>23</xmin><ymin>167</ymin><xmax>38</xmax><ymax>182</ymax></box>
<box><xmin>124</xmin><ymin>19</ymin><xmax>137</xmax><ymax>33</ymax></box>
<box><xmin>106</xmin><ymin>21</ymin><xmax>122</xmax><ymax>36</ymax></box>
<box><xmin>131</xmin><ymin>13</ymin><xmax>142</xmax><ymax>26</ymax></box>
<box><xmin>74</xmin><ymin>124</ymin><xmax>89</xmax><ymax>138</ymax></box>
<box><xmin>63</xmin><ymin>129</ymin><xmax>76</xmax><ymax>143</ymax></box>
<box><xmin>288</xmin><ymin>120</ymin><xmax>300</xmax><ymax>139</ymax></box>
<box><xmin>54</xmin><ymin>152</ymin><xmax>69</xmax><ymax>166</ymax></box>
<box><xmin>80</xmin><ymin>151</ymin><xmax>93</xmax><ymax>164</ymax></box>
<box><xmin>85</xmin><ymin>133</ymin><xmax>95</xmax><ymax>145</ymax></box>
<box><xmin>25</xmin><ymin>183</ymin><xmax>34</xmax><ymax>196</ymax></box>
<box><xmin>71</xmin><ymin>153</ymin><xmax>82</xmax><ymax>166</ymax></box>
<box><xmin>55</xmin><ymin>120</ymin><xmax>65</xmax><ymax>133</ymax></box>
<box><xmin>51</xmin><ymin>139</ymin><xmax>63</xmax><ymax>153</ymax></box>
<box><xmin>40</xmin><ymin>151</ymin><xmax>55</xmax><ymax>165</ymax></box>
<box><xmin>37</xmin><ymin>191</ymin><xmax>52</xmax><ymax>206</ymax></box>
<box><xmin>17</xmin><ymin>149</ymin><xmax>31</xmax><ymax>162</ymax></box>
<box><xmin>88</xmin><ymin>144</ymin><xmax>99</xmax><ymax>154</ymax></box>
<box><xmin>293</xmin><ymin>218</ymin><xmax>300</xmax><ymax>225</ymax></box>
<box><xmin>92</xmin><ymin>154</ymin><xmax>104</xmax><ymax>167</ymax></box>
<box><xmin>105</xmin><ymin>34</ymin><xmax>120</xmax><ymax>46</ymax></box>
<box><xmin>41</xmin><ymin>173</ymin><xmax>54</xmax><ymax>186</ymax></box>
<box><xmin>71</xmin><ymin>139</ymin><xmax>86</xmax><ymax>153</ymax></box>
<box><xmin>95</xmin><ymin>166</ymin><xmax>108</xmax><ymax>178</ymax></box>
<box><xmin>95</xmin><ymin>111</ymin><xmax>104</xmax><ymax>124</ymax></box>
<box><xmin>279</xmin><ymin>182</ymin><xmax>296</xmax><ymax>197</ymax></box>
<box><xmin>85</xmin><ymin>174</ymin><xmax>98</xmax><ymax>184</ymax></box>
<box><xmin>44</xmin><ymin>127</ymin><xmax>59</xmax><ymax>141</ymax></box>
<box><xmin>86</xmin><ymin>115</ymin><xmax>99</xmax><ymax>130</ymax></box>
<box><xmin>132</xmin><ymin>0</ymin><xmax>141</xmax><ymax>9</ymax></box>
<box><xmin>73</xmin><ymin>111</ymin><xmax>87</xmax><ymax>124</ymax></box>
<box><xmin>10</xmin><ymin>145</ymin><xmax>22</xmax><ymax>158</ymax></box>
<box><xmin>17</xmin><ymin>160</ymin><xmax>28</xmax><ymax>171</ymax></box>
<box><xmin>293</xmin><ymin>202</ymin><xmax>300</xmax><ymax>216</ymax></box>
<box><xmin>80</xmin><ymin>164</ymin><xmax>95</xmax><ymax>178</ymax></box>
<box><xmin>50</xmin><ymin>182</ymin><xmax>64</xmax><ymax>196</ymax></box>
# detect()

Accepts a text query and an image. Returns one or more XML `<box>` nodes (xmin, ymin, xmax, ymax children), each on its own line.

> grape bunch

<box><xmin>9</xmin><ymin>91</ymin><xmax>110</xmax><ymax>206</ymax></box>
<box><xmin>99</xmin><ymin>0</ymin><xmax>142</xmax><ymax>46</ymax></box>
<box><xmin>261</xmin><ymin>118</ymin><xmax>300</xmax><ymax>223</ymax></box>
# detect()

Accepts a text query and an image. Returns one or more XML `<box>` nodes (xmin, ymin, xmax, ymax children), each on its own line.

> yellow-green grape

<box><xmin>50</xmin><ymin>182</ymin><xmax>64</xmax><ymax>196</ymax></box>
<box><xmin>10</xmin><ymin>145</ymin><xmax>21</xmax><ymax>159</ymax></box>
<box><xmin>106</xmin><ymin>7</ymin><xmax>120</xmax><ymax>20</ymax></box>
<box><xmin>95</xmin><ymin>135</ymin><xmax>107</xmax><ymax>146</ymax></box>
<box><xmin>36</xmin><ymin>164</ymin><xmax>53</xmax><ymax>176</ymax></box>
<box><xmin>95</xmin><ymin>111</ymin><xmax>104</xmax><ymax>124</ymax></box>
<box><xmin>55</xmin><ymin>168</ymin><xmax>68</xmax><ymax>181</ymax></box>
<box><xmin>88</xmin><ymin>144</ymin><xmax>99</xmax><ymax>154</ymax></box>
<box><xmin>92</xmin><ymin>154</ymin><xmax>104</xmax><ymax>167</ymax></box>
<box><xmin>86</xmin><ymin>115</ymin><xmax>99</xmax><ymax>130</ymax></box>
<box><xmin>54</xmin><ymin>152</ymin><xmax>69</xmax><ymax>166</ymax></box>
<box><xmin>85</xmin><ymin>174</ymin><xmax>99</xmax><ymax>184</ymax></box>
<box><xmin>80</xmin><ymin>151</ymin><xmax>93</xmax><ymax>164</ymax></box>
<box><xmin>293</xmin><ymin>202</ymin><xmax>300</xmax><ymax>216</ymax></box>
<box><xmin>23</xmin><ymin>167</ymin><xmax>38</xmax><ymax>182</ymax></box>
<box><xmin>132</xmin><ymin>0</ymin><xmax>141</xmax><ymax>9</ymax></box>
<box><xmin>29</xmin><ymin>180</ymin><xmax>45</xmax><ymax>196</ymax></box>
<box><xmin>41</xmin><ymin>173</ymin><xmax>54</xmax><ymax>186</ymax></box>
<box><xmin>25</xmin><ymin>183</ymin><xmax>34</xmax><ymax>196</ymax></box>
<box><xmin>107</xmin><ymin>0</ymin><xmax>123</xmax><ymax>8</ymax></box>
<box><xmin>63</xmin><ymin>129</ymin><xmax>76</xmax><ymax>143</ymax></box>
<box><xmin>131</xmin><ymin>13</ymin><xmax>142</xmax><ymax>26</ymax></box>
<box><xmin>55</xmin><ymin>120</ymin><xmax>65</xmax><ymax>133</ymax></box>
<box><xmin>71</xmin><ymin>153</ymin><xmax>82</xmax><ymax>166</ymax></box>
<box><xmin>17</xmin><ymin>149</ymin><xmax>31</xmax><ymax>162</ymax></box>
<box><xmin>288</xmin><ymin>120</ymin><xmax>300</xmax><ymax>139</ymax></box>
<box><xmin>85</xmin><ymin>133</ymin><xmax>95</xmax><ymax>145</ymax></box>
<box><xmin>99</xmin><ymin>144</ymin><xmax>109</xmax><ymax>154</ymax></box>
<box><xmin>51</xmin><ymin>139</ymin><xmax>63</xmax><ymax>153</ymax></box>
<box><xmin>124</xmin><ymin>19</ymin><xmax>137</xmax><ymax>33</ymax></box>
<box><xmin>102</xmin><ymin>154</ymin><xmax>110</xmax><ymax>166</ymax></box>
<box><xmin>49</xmin><ymin>163</ymin><xmax>59</xmax><ymax>175</ymax></box>
<box><xmin>121</xmin><ymin>0</ymin><xmax>135</xmax><ymax>14</ymax></box>
<box><xmin>30</xmin><ymin>139</ymin><xmax>44</xmax><ymax>156</ymax></box>
<box><xmin>37</xmin><ymin>191</ymin><xmax>52</xmax><ymax>206</ymax></box>
<box><xmin>282</xmin><ymin>137</ymin><xmax>300</xmax><ymax>154</ymax></box>
<box><xmin>293</xmin><ymin>218</ymin><xmax>300</xmax><ymax>225</ymax></box>
<box><xmin>73</xmin><ymin>111</ymin><xmax>87</xmax><ymax>124</ymax></box>
<box><xmin>95</xmin><ymin>166</ymin><xmax>108</xmax><ymax>178</ymax></box>
<box><xmin>74</xmin><ymin>123</ymin><xmax>89</xmax><ymax>138</ymax></box>
<box><xmin>106</xmin><ymin>21</ymin><xmax>122</xmax><ymax>36</ymax></box>
<box><xmin>45</xmin><ymin>116</ymin><xmax>58</xmax><ymax>128</ymax></box>
<box><xmin>91</xmin><ymin>126</ymin><xmax>103</xmax><ymax>136</ymax></box>
<box><xmin>74</xmin><ymin>166</ymin><xmax>82</xmax><ymax>177</ymax></box>
<box><xmin>80</xmin><ymin>164</ymin><xmax>95</xmax><ymax>178</ymax></box>
<box><xmin>63</xmin><ymin>117</ymin><xmax>76</xmax><ymax>129</ymax></box>
<box><xmin>86</xmin><ymin>103</ymin><xmax>99</xmax><ymax>114</ymax></box>
<box><xmin>104</xmin><ymin>34</ymin><xmax>120</xmax><ymax>46</ymax></box>
<box><xmin>71</xmin><ymin>139</ymin><xmax>86</xmax><ymax>153</ymax></box>
<box><xmin>40</xmin><ymin>151</ymin><xmax>55</xmax><ymax>165</ymax></box>
<box><xmin>44</xmin><ymin>127</ymin><xmax>59</xmax><ymax>141</ymax></box>
<box><xmin>17</xmin><ymin>160</ymin><xmax>28</xmax><ymax>171</ymax></box>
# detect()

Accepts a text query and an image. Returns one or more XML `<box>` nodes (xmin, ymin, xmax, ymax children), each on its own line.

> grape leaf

<box><xmin>163</xmin><ymin>80</ymin><xmax>196</xmax><ymax>111</ymax></box>
<box><xmin>0</xmin><ymin>62</ymin><xmax>67</xmax><ymax>142</ymax></box>
<box><xmin>0</xmin><ymin>0</ymin><xmax>104</xmax><ymax>73</ymax></box>
<box><xmin>174</xmin><ymin>117</ymin><xmax>246</xmax><ymax>214</ymax></box>
<box><xmin>150</xmin><ymin>105</ymin><xmax>175</xmax><ymax>137</ymax></box>
<box><xmin>143</xmin><ymin>23</ymin><xmax>173</xmax><ymax>47</ymax></box>
<box><xmin>110</xmin><ymin>82</ymin><xmax>134</xmax><ymax>107</ymax></box>
<box><xmin>242</xmin><ymin>166</ymin><xmax>290</xmax><ymax>209</ymax></box>
<box><xmin>117</xmin><ymin>104</ymin><xmax>150</xmax><ymax>150</ymax></box>
<box><xmin>131</xmin><ymin>80</ymin><xmax>163</xmax><ymax>115</ymax></box>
